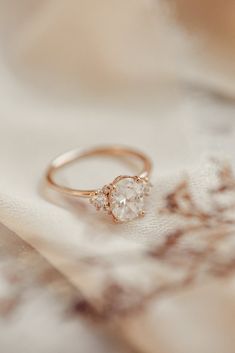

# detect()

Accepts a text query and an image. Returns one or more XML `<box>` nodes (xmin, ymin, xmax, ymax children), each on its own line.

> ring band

<box><xmin>46</xmin><ymin>146</ymin><xmax>153</xmax><ymax>223</ymax></box>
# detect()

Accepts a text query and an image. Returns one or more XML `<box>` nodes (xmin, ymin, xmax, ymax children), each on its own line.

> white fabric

<box><xmin>1</xmin><ymin>60</ymin><xmax>235</xmax><ymax>352</ymax></box>
<box><xmin>0</xmin><ymin>224</ymin><xmax>133</xmax><ymax>353</ymax></box>
<box><xmin>0</xmin><ymin>1</ymin><xmax>235</xmax><ymax>353</ymax></box>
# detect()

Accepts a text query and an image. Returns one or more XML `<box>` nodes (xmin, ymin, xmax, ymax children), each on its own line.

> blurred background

<box><xmin>0</xmin><ymin>1</ymin><xmax>235</xmax><ymax>353</ymax></box>
<box><xmin>0</xmin><ymin>0</ymin><xmax>234</xmax><ymax>173</ymax></box>
<box><xmin>0</xmin><ymin>0</ymin><xmax>235</xmax><ymax>97</ymax></box>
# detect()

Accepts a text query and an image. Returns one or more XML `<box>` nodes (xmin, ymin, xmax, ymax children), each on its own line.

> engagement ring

<box><xmin>46</xmin><ymin>146</ymin><xmax>152</xmax><ymax>223</ymax></box>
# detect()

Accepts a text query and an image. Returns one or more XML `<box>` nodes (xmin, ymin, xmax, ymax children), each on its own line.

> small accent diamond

<box><xmin>90</xmin><ymin>191</ymin><xmax>107</xmax><ymax>210</ymax></box>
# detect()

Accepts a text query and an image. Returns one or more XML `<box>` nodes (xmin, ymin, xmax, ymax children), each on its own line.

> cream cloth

<box><xmin>0</xmin><ymin>223</ymin><xmax>134</xmax><ymax>353</ymax></box>
<box><xmin>0</xmin><ymin>1</ymin><xmax>235</xmax><ymax>352</ymax></box>
<box><xmin>1</xmin><ymin>57</ymin><xmax>235</xmax><ymax>352</ymax></box>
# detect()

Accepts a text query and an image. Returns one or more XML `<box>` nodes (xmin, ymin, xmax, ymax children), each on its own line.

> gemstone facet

<box><xmin>109</xmin><ymin>177</ymin><xmax>149</xmax><ymax>222</ymax></box>
<box><xmin>89</xmin><ymin>176</ymin><xmax>151</xmax><ymax>222</ymax></box>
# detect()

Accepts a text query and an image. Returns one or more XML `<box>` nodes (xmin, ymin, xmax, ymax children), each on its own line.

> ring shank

<box><xmin>46</xmin><ymin>146</ymin><xmax>152</xmax><ymax>198</ymax></box>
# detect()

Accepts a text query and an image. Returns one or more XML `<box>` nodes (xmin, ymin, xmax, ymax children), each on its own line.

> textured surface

<box><xmin>1</xmin><ymin>65</ymin><xmax>235</xmax><ymax>352</ymax></box>
<box><xmin>0</xmin><ymin>1</ymin><xmax>235</xmax><ymax>352</ymax></box>
<box><xmin>0</xmin><ymin>224</ymin><xmax>133</xmax><ymax>353</ymax></box>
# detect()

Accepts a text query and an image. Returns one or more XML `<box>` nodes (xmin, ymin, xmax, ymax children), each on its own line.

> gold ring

<box><xmin>46</xmin><ymin>145</ymin><xmax>153</xmax><ymax>223</ymax></box>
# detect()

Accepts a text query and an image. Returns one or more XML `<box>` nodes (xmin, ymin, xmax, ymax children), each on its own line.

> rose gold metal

<box><xmin>46</xmin><ymin>145</ymin><xmax>152</xmax><ymax>198</ymax></box>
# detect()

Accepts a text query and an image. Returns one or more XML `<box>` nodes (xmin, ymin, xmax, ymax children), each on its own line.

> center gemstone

<box><xmin>109</xmin><ymin>177</ymin><xmax>147</xmax><ymax>222</ymax></box>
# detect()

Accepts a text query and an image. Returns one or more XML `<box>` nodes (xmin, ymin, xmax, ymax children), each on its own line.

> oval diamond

<box><xmin>110</xmin><ymin>177</ymin><xmax>147</xmax><ymax>222</ymax></box>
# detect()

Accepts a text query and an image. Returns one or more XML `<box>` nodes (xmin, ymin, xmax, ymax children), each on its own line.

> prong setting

<box><xmin>89</xmin><ymin>175</ymin><xmax>152</xmax><ymax>222</ymax></box>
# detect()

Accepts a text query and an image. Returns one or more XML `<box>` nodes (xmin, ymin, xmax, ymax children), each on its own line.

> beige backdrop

<box><xmin>0</xmin><ymin>1</ymin><xmax>235</xmax><ymax>353</ymax></box>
